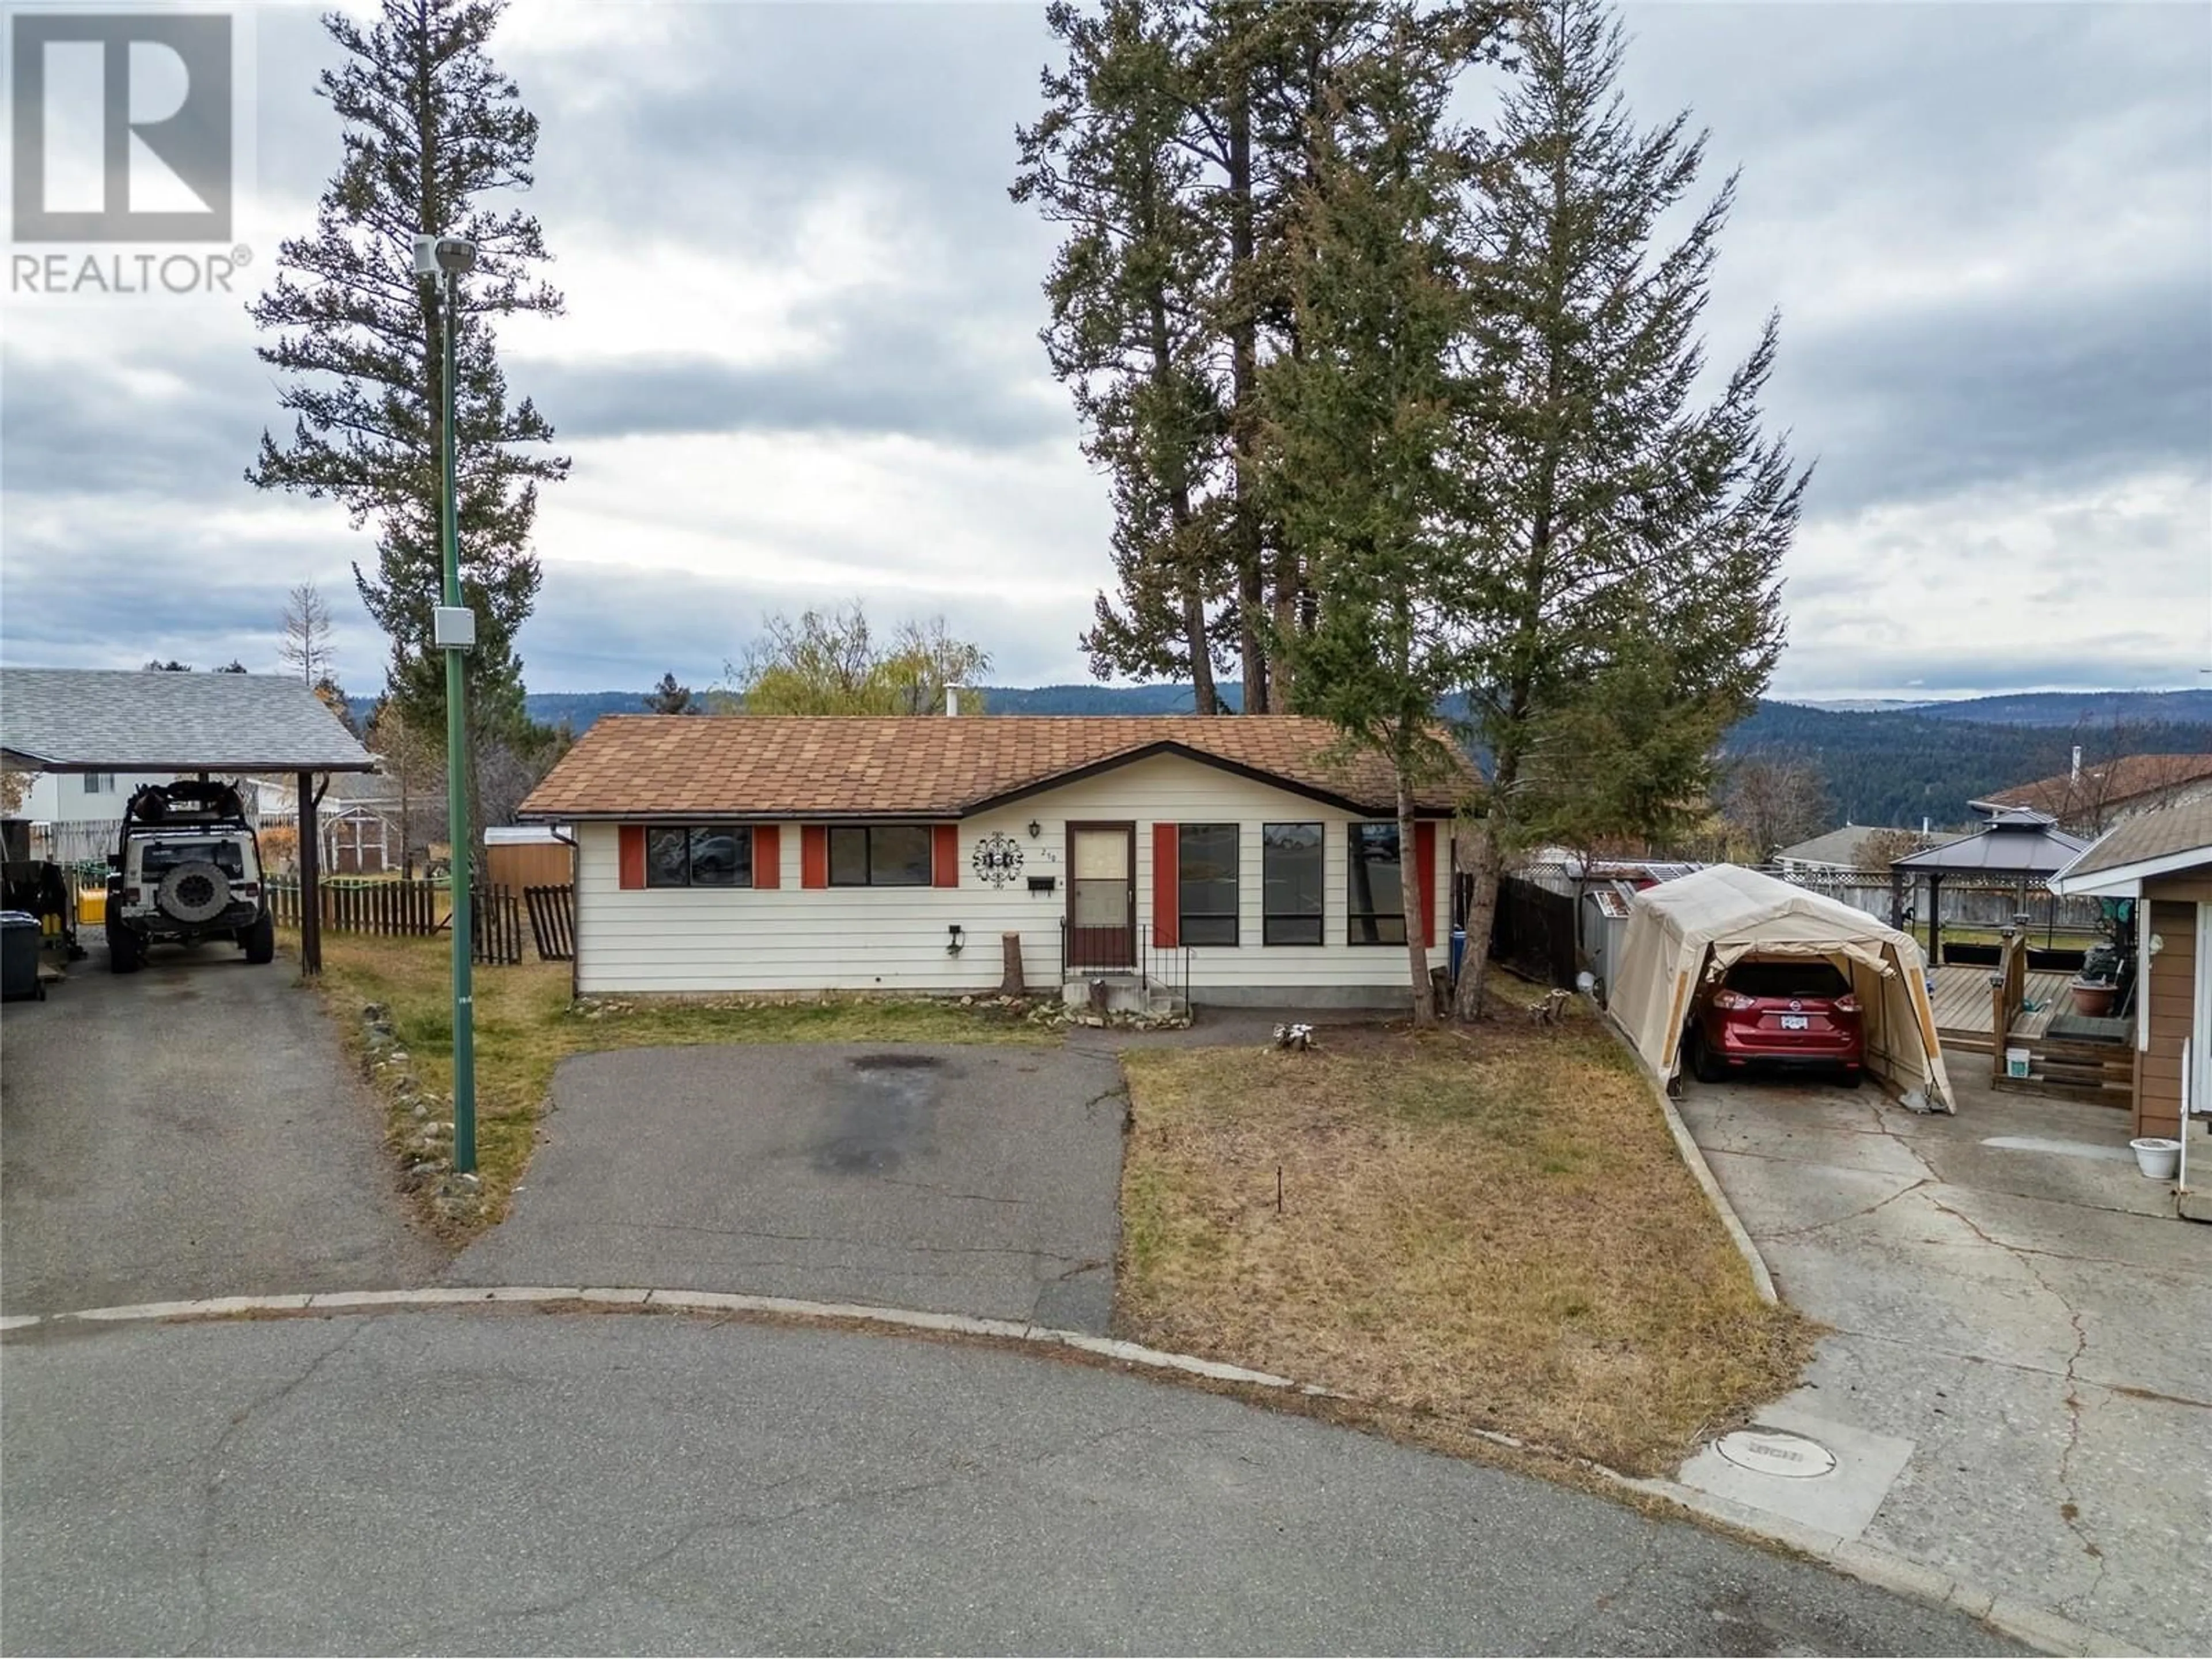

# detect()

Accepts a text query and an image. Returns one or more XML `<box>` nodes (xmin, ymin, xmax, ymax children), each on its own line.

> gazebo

<box><xmin>1891</xmin><ymin>805</ymin><xmax>2090</xmax><ymax>965</ymax></box>
<box><xmin>0</xmin><ymin>668</ymin><xmax>376</xmax><ymax>974</ymax></box>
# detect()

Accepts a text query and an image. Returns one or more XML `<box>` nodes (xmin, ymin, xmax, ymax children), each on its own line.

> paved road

<box><xmin>449</xmin><ymin>1044</ymin><xmax>1126</xmax><ymax>1330</ymax></box>
<box><xmin>1679</xmin><ymin>1072</ymin><xmax>2210</xmax><ymax>1656</ymax></box>
<box><xmin>0</xmin><ymin>1309</ymin><xmax>2021</xmax><ymax>1657</ymax></box>
<box><xmin>0</xmin><ymin>934</ymin><xmax>443</xmax><ymax>1316</ymax></box>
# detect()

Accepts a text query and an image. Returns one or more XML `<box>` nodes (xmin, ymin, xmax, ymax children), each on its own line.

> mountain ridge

<box><xmin>342</xmin><ymin>685</ymin><xmax>2211</xmax><ymax>831</ymax></box>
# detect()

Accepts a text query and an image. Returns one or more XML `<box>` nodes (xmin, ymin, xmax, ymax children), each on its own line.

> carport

<box><xmin>1608</xmin><ymin>863</ymin><xmax>1955</xmax><ymax>1111</ymax></box>
<box><xmin>0</xmin><ymin>668</ymin><xmax>375</xmax><ymax>974</ymax></box>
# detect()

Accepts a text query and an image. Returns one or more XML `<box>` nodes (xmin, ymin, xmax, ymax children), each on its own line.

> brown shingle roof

<box><xmin>1982</xmin><ymin>753</ymin><xmax>2212</xmax><ymax>817</ymax></box>
<box><xmin>520</xmin><ymin>715</ymin><xmax>1477</xmax><ymax>820</ymax></box>
<box><xmin>2059</xmin><ymin>796</ymin><xmax>2212</xmax><ymax>882</ymax></box>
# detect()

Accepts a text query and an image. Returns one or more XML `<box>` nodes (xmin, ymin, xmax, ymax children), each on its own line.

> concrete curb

<box><xmin>0</xmin><ymin>1283</ymin><xmax>2140</xmax><ymax>1657</ymax></box>
<box><xmin>1596</xmin><ymin>1006</ymin><xmax>1779</xmax><ymax>1305</ymax></box>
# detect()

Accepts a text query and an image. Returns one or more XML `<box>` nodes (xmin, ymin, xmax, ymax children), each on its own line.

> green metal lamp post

<box><xmin>416</xmin><ymin>232</ymin><xmax>479</xmax><ymax>1176</ymax></box>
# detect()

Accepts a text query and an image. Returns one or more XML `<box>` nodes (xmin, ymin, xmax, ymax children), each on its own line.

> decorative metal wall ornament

<box><xmin>971</xmin><ymin>832</ymin><xmax>1025</xmax><ymax>887</ymax></box>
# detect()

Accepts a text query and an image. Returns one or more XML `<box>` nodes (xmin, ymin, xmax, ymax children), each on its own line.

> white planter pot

<box><xmin>2130</xmin><ymin>1137</ymin><xmax>2180</xmax><ymax>1181</ymax></box>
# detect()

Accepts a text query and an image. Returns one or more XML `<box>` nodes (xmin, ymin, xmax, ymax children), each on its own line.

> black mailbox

<box><xmin>1028</xmin><ymin>875</ymin><xmax>1057</xmax><ymax>894</ymax></box>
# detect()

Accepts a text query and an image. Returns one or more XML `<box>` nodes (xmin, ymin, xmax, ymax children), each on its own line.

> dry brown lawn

<box><xmin>1117</xmin><ymin>993</ymin><xmax>1812</xmax><ymax>1475</ymax></box>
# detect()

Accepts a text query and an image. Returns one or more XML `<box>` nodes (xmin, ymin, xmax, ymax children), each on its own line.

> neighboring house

<box><xmin>1774</xmin><ymin>823</ymin><xmax>1964</xmax><ymax>876</ymax></box>
<box><xmin>1979</xmin><ymin>751</ymin><xmax>2212</xmax><ymax>838</ymax></box>
<box><xmin>25</xmin><ymin>770</ymin><xmax>293</xmax><ymax>824</ymax></box>
<box><xmin>23</xmin><ymin>768</ymin><xmax>132</xmax><ymax>823</ymax></box>
<box><xmin>518</xmin><ymin>715</ymin><xmax>1474</xmax><ymax>1005</ymax></box>
<box><xmin>2050</xmin><ymin>799</ymin><xmax>2212</xmax><ymax>1166</ymax></box>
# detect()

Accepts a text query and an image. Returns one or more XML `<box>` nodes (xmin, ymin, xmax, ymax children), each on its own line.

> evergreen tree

<box><xmin>247</xmin><ymin>0</ymin><xmax>567</xmax><ymax>874</ymax></box>
<box><xmin>644</xmin><ymin>673</ymin><xmax>697</xmax><ymax>715</ymax></box>
<box><xmin>1021</xmin><ymin>2</ymin><xmax>1500</xmax><ymax>713</ymax></box>
<box><xmin>1261</xmin><ymin>18</ymin><xmax>1478</xmax><ymax>1021</ymax></box>
<box><xmin>1450</xmin><ymin>0</ymin><xmax>1805</xmax><ymax>1018</ymax></box>
<box><xmin>1017</xmin><ymin>1</ymin><xmax>1229</xmax><ymax>714</ymax></box>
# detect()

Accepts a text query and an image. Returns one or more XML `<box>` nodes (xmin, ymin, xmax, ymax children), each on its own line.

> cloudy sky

<box><xmin>4</xmin><ymin>0</ymin><xmax>2209</xmax><ymax>702</ymax></box>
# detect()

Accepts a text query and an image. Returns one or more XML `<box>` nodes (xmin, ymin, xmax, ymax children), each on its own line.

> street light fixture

<box><xmin>415</xmin><ymin>232</ymin><xmax>478</xmax><ymax>1176</ymax></box>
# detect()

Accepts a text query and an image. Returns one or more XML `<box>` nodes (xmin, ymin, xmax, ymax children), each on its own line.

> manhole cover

<box><xmin>1713</xmin><ymin>1429</ymin><xmax>1838</xmax><ymax>1480</ymax></box>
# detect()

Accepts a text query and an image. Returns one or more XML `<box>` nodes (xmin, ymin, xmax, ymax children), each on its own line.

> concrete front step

<box><xmin>1062</xmin><ymin>974</ymin><xmax>1185</xmax><ymax>1019</ymax></box>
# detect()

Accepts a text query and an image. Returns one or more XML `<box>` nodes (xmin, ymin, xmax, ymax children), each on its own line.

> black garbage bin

<box><xmin>1</xmin><ymin>910</ymin><xmax>44</xmax><ymax>1002</ymax></box>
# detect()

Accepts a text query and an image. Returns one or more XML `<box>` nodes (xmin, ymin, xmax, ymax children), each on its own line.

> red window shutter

<box><xmin>752</xmin><ymin>825</ymin><xmax>780</xmax><ymax>889</ymax></box>
<box><xmin>618</xmin><ymin>825</ymin><xmax>646</xmax><ymax>890</ymax></box>
<box><xmin>933</xmin><ymin>824</ymin><xmax>960</xmax><ymax>888</ymax></box>
<box><xmin>1152</xmin><ymin>821</ymin><xmax>1179</xmax><ymax>949</ymax></box>
<box><xmin>800</xmin><ymin>825</ymin><xmax>828</xmax><ymax>889</ymax></box>
<box><xmin>1415</xmin><ymin>820</ymin><xmax>1437</xmax><ymax>942</ymax></box>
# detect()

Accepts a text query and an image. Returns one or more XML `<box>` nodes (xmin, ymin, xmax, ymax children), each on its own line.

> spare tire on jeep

<box><xmin>155</xmin><ymin>861</ymin><xmax>231</xmax><ymax>925</ymax></box>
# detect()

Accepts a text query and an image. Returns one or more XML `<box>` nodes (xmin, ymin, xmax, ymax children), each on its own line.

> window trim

<box><xmin>1348</xmin><ymin>820</ymin><xmax>1407</xmax><ymax>947</ymax></box>
<box><xmin>1262</xmin><ymin>820</ymin><xmax>1325</xmax><ymax>947</ymax></box>
<box><xmin>1176</xmin><ymin>823</ymin><xmax>1240</xmax><ymax>948</ymax></box>
<box><xmin>643</xmin><ymin>823</ymin><xmax>755</xmax><ymax>890</ymax></box>
<box><xmin>825</xmin><ymin>823</ymin><xmax>935</xmax><ymax>888</ymax></box>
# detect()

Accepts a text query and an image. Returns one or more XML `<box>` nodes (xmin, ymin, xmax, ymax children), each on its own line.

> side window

<box><xmin>645</xmin><ymin>825</ymin><xmax>752</xmax><ymax>889</ymax></box>
<box><xmin>1349</xmin><ymin>822</ymin><xmax>1406</xmax><ymax>945</ymax></box>
<box><xmin>1262</xmin><ymin>823</ymin><xmax>1323</xmax><ymax>945</ymax></box>
<box><xmin>1177</xmin><ymin>824</ymin><xmax>1239</xmax><ymax>945</ymax></box>
<box><xmin>827</xmin><ymin>825</ymin><xmax>933</xmax><ymax>887</ymax></box>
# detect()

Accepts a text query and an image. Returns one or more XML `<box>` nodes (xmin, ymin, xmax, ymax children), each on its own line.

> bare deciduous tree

<box><xmin>1721</xmin><ymin>757</ymin><xmax>1832</xmax><ymax>859</ymax></box>
<box><xmin>280</xmin><ymin>582</ymin><xmax>335</xmax><ymax>685</ymax></box>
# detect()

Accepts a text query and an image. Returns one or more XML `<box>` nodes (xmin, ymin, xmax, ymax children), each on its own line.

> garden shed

<box><xmin>1608</xmin><ymin>863</ymin><xmax>1955</xmax><ymax>1110</ymax></box>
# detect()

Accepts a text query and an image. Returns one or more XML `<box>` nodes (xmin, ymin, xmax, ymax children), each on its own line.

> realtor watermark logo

<box><xmin>7</xmin><ymin>7</ymin><xmax>253</xmax><ymax>295</ymax></box>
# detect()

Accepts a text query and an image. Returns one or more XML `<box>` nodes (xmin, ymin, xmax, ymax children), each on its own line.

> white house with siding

<box><xmin>520</xmin><ymin>715</ymin><xmax>1476</xmax><ymax>1007</ymax></box>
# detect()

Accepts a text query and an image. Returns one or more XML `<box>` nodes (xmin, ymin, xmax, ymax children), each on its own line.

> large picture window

<box><xmin>645</xmin><ymin>825</ymin><xmax>753</xmax><ymax>889</ymax></box>
<box><xmin>1349</xmin><ymin>821</ymin><xmax>1405</xmax><ymax>945</ymax></box>
<box><xmin>827</xmin><ymin>824</ymin><xmax>933</xmax><ymax>887</ymax></box>
<box><xmin>1177</xmin><ymin>824</ymin><xmax>1239</xmax><ymax>946</ymax></box>
<box><xmin>1262</xmin><ymin>823</ymin><xmax>1324</xmax><ymax>945</ymax></box>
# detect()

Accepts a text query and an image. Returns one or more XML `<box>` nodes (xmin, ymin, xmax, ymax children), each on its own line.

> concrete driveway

<box><xmin>0</xmin><ymin>933</ymin><xmax>442</xmax><ymax>1316</ymax></box>
<box><xmin>1676</xmin><ymin>1073</ymin><xmax>2211</xmax><ymax>1655</ymax></box>
<box><xmin>449</xmin><ymin>1044</ymin><xmax>1126</xmax><ymax>1331</ymax></box>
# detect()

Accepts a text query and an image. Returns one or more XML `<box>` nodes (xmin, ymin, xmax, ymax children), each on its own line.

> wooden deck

<box><xmin>1929</xmin><ymin>965</ymin><xmax>2071</xmax><ymax>1052</ymax></box>
<box><xmin>1931</xmin><ymin>964</ymin><xmax>2134</xmax><ymax>1108</ymax></box>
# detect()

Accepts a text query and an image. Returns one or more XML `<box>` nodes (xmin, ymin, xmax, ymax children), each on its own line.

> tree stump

<box><xmin>999</xmin><ymin>931</ymin><xmax>1026</xmax><ymax>998</ymax></box>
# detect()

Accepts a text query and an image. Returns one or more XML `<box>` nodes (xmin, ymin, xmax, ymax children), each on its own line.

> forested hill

<box><xmin>346</xmin><ymin>685</ymin><xmax>2209</xmax><ymax>832</ymax></box>
<box><xmin>1718</xmin><ymin>703</ymin><xmax>2211</xmax><ymax>827</ymax></box>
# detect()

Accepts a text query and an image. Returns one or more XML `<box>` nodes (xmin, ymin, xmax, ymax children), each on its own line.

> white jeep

<box><xmin>105</xmin><ymin>782</ymin><xmax>275</xmax><ymax>973</ymax></box>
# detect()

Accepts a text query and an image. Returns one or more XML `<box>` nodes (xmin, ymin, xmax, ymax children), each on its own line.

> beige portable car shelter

<box><xmin>1608</xmin><ymin>863</ymin><xmax>1955</xmax><ymax>1111</ymax></box>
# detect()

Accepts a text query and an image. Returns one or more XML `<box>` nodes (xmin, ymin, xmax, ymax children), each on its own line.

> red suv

<box><xmin>1685</xmin><ymin>957</ymin><xmax>1863</xmax><ymax>1086</ymax></box>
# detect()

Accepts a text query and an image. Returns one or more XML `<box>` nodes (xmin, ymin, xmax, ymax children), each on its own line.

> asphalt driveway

<box><xmin>1676</xmin><ymin>1072</ymin><xmax>2210</xmax><ymax>1656</ymax></box>
<box><xmin>0</xmin><ymin>933</ymin><xmax>443</xmax><ymax>1316</ymax></box>
<box><xmin>449</xmin><ymin>1044</ymin><xmax>1127</xmax><ymax>1331</ymax></box>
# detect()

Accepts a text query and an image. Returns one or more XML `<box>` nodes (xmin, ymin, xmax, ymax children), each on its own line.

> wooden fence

<box><xmin>1490</xmin><ymin>874</ymin><xmax>1579</xmax><ymax>988</ymax></box>
<box><xmin>523</xmin><ymin>884</ymin><xmax>575</xmax><ymax>961</ymax></box>
<box><xmin>473</xmin><ymin>885</ymin><xmax>525</xmax><ymax>967</ymax></box>
<box><xmin>267</xmin><ymin>877</ymin><xmax>442</xmax><ymax>938</ymax></box>
<box><xmin>266</xmin><ymin>877</ymin><xmax>529</xmax><ymax>967</ymax></box>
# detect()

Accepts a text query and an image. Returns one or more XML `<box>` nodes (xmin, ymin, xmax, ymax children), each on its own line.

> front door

<box><xmin>1067</xmin><ymin>823</ymin><xmax>1135</xmax><ymax>971</ymax></box>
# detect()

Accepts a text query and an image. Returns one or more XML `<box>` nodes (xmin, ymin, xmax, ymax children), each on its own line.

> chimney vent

<box><xmin>945</xmin><ymin>686</ymin><xmax>960</xmax><ymax>717</ymax></box>
<box><xmin>2070</xmin><ymin>745</ymin><xmax>2082</xmax><ymax>782</ymax></box>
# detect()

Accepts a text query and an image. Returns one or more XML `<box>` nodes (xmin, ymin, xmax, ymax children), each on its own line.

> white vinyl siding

<box><xmin>571</xmin><ymin>752</ymin><xmax>1449</xmax><ymax>998</ymax></box>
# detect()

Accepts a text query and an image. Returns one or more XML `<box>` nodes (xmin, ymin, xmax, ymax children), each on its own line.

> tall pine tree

<box><xmin>1450</xmin><ymin>0</ymin><xmax>1804</xmax><ymax>1017</ymax></box>
<box><xmin>1022</xmin><ymin>1</ymin><xmax>1503</xmax><ymax>713</ymax></box>
<box><xmin>247</xmin><ymin>0</ymin><xmax>566</xmax><ymax>865</ymax></box>
<box><xmin>1017</xmin><ymin>1</ymin><xmax>1230</xmax><ymax>713</ymax></box>
<box><xmin>1261</xmin><ymin>16</ymin><xmax>1478</xmax><ymax>1021</ymax></box>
